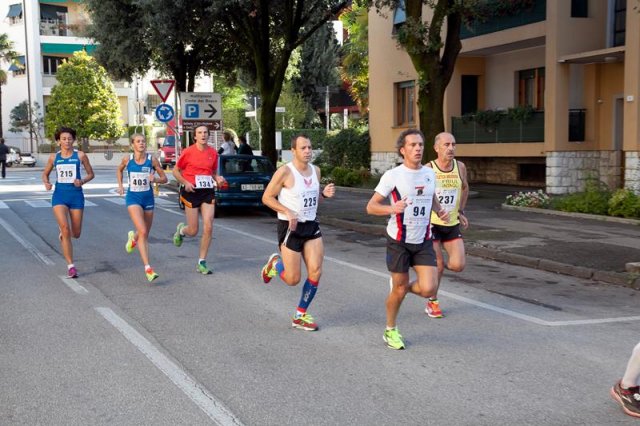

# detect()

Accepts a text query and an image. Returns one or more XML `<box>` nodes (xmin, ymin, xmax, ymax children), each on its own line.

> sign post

<box><xmin>150</xmin><ymin>79</ymin><xmax>179</xmax><ymax>169</ymax></box>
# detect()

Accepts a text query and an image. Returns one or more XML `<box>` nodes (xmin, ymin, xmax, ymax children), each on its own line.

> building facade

<box><xmin>1</xmin><ymin>0</ymin><xmax>139</xmax><ymax>152</ymax></box>
<box><xmin>369</xmin><ymin>0</ymin><xmax>640</xmax><ymax>194</ymax></box>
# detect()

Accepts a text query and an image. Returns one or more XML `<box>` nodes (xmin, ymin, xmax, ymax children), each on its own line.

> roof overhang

<box><xmin>557</xmin><ymin>46</ymin><xmax>625</xmax><ymax>64</ymax></box>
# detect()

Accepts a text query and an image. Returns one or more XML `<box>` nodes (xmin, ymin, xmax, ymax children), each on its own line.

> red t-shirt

<box><xmin>176</xmin><ymin>143</ymin><xmax>218</xmax><ymax>186</ymax></box>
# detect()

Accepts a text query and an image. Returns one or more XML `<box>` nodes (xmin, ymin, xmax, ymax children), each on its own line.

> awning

<box><xmin>6</xmin><ymin>3</ymin><xmax>22</xmax><ymax>18</ymax></box>
<box><xmin>40</xmin><ymin>3</ymin><xmax>67</xmax><ymax>20</ymax></box>
<box><xmin>41</xmin><ymin>43</ymin><xmax>96</xmax><ymax>55</ymax></box>
<box><xmin>8</xmin><ymin>56</ymin><xmax>25</xmax><ymax>71</ymax></box>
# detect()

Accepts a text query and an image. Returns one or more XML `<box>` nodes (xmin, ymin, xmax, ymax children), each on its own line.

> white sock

<box><xmin>144</xmin><ymin>264</ymin><xmax>151</xmax><ymax>271</ymax></box>
<box><xmin>67</xmin><ymin>264</ymin><xmax>74</xmax><ymax>269</ymax></box>
<box><xmin>198</xmin><ymin>258</ymin><xmax>206</xmax><ymax>264</ymax></box>
<box><xmin>622</xmin><ymin>342</ymin><xmax>640</xmax><ymax>388</ymax></box>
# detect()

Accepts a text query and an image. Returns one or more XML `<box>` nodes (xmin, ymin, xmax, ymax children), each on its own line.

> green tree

<box><xmin>278</xmin><ymin>82</ymin><xmax>318</xmax><ymax>129</ymax></box>
<box><xmin>45</xmin><ymin>51</ymin><xmax>124</xmax><ymax>145</ymax></box>
<box><xmin>84</xmin><ymin>0</ymin><xmax>236</xmax><ymax>92</ymax></box>
<box><xmin>0</xmin><ymin>33</ymin><xmax>18</xmax><ymax>138</ymax></box>
<box><xmin>370</xmin><ymin>0</ymin><xmax>532</xmax><ymax>161</ymax></box>
<box><xmin>218</xmin><ymin>0</ymin><xmax>348</xmax><ymax>166</ymax></box>
<box><xmin>340</xmin><ymin>3</ymin><xmax>369</xmax><ymax>116</ymax></box>
<box><xmin>292</xmin><ymin>22</ymin><xmax>342</xmax><ymax>111</ymax></box>
<box><xmin>9</xmin><ymin>101</ymin><xmax>45</xmax><ymax>147</ymax></box>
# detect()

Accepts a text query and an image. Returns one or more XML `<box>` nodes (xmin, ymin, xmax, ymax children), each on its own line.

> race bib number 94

<box><xmin>56</xmin><ymin>164</ymin><xmax>76</xmax><ymax>184</ymax></box>
<box><xmin>403</xmin><ymin>196</ymin><xmax>430</xmax><ymax>226</ymax></box>
<box><xmin>195</xmin><ymin>175</ymin><xmax>214</xmax><ymax>189</ymax></box>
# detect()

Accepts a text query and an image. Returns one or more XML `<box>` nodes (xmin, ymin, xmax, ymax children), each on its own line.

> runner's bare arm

<box><xmin>431</xmin><ymin>193</ymin><xmax>449</xmax><ymax>223</ymax></box>
<box><xmin>42</xmin><ymin>154</ymin><xmax>55</xmax><ymax>190</ymax></box>
<box><xmin>262</xmin><ymin>165</ymin><xmax>293</xmax><ymax>216</ymax></box>
<box><xmin>315</xmin><ymin>165</ymin><xmax>335</xmax><ymax>200</ymax></box>
<box><xmin>458</xmin><ymin>161</ymin><xmax>469</xmax><ymax>228</ymax></box>
<box><xmin>116</xmin><ymin>156</ymin><xmax>128</xmax><ymax>195</ymax></box>
<box><xmin>173</xmin><ymin>166</ymin><xmax>194</xmax><ymax>192</ymax></box>
<box><xmin>78</xmin><ymin>151</ymin><xmax>95</xmax><ymax>186</ymax></box>
<box><xmin>367</xmin><ymin>192</ymin><xmax>407</xmax><ymax>216</ymax></box>
<box><xmin>151</xmin><ymin>157</ymin><xmax>168</xmax><ymax>184</ymax></box>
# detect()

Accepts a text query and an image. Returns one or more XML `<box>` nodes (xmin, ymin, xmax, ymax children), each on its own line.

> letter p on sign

<box><xmin>185</xmin><ymin>104</ymin><xmax>199</xmax><ymax>118</ymax></box>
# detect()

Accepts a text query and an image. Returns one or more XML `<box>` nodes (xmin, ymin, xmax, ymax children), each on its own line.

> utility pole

<box><xmin>325</xmin><ymin>86</ymin><xmax>330</xmax><ymax>132</ymax></box>
<box><xmin>22</xmin><ymin>0</ymin><xmax>34</xmax><ymax>153</ymax></box>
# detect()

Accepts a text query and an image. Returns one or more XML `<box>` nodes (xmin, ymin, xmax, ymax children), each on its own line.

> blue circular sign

<box><xmin>155</xmin><ymin>103</ymin><xmax>175</xmax><ymax>123</ymax></box>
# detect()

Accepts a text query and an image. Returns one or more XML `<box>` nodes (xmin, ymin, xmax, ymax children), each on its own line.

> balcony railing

<box><xmin>452</xmin><ymin>111</ymin><xmax>545</xmax><ymax>143</ymax></box>
<box><xmin>40</xmin><ymin>19</ymin><xmax>74</xmax><ymax>36</ymax></box>
<box><xmin>460</xmin><ymin>0</ymin><xmax>546</xmax><ymax>39</ymax></box>
<box><xmin>452</xmin><ymin>109</ymin><xmax>587</xmax><ymax>144</ymax></box>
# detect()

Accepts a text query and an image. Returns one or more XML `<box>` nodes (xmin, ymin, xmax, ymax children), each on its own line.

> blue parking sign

<box><xmin>185</xmin><ymin>103</ymin><xmax>199</xmax><ymax>118</ymax></box>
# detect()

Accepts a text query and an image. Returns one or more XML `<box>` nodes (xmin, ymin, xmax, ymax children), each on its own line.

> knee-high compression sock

<box><xmin>621</xmin><ymin>342</ymin><xmax>640</xmax><ymax>388</ymax></box>
<box><xmin>275</xmin><ymin>259</ymin><xmax>285</xmax><ymax>279</ymax></box>
<box><xmin>295</xmin><ymin>278</ymin><xmax>319</xmax><ymax>317</ymax></box>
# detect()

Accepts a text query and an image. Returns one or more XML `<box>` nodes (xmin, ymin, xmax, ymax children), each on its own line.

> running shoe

<box><xmin>67</xmin><ymin>266</ymin><xmax>78</xmax><ymax>279</ymax></box>
<box><xmin>173</xmin><ymin>223</ymin><xmax>186</xmax><ymax>247</ymax></box>
<box><xmin>611</xmin><ymin>381</ymin><xmax>640</xmax><ymax>418</ymax></box>
<box><xmin>125</xmin><ymin>230</ymin><xmax>137</xmax><ymax>253</ymax></box>
<box><xmin>196</xmin><ymin>260</ymin><xmax>212</xmax><ymax>275</ymax></box>
<box><xmin>425</xmin><ymin>298</ymin><xmax>444</xmax><ymax>318</ymax></box>
<box><xmin>291</xmin><ymin>313</ymin><xmax>318</xmax><ymax>331</ymax></box>
<box><xmin>145</xmin><ymin>268</ymin><xmax>159</xmax><ymax>282</ymax></box>
<box><xmin>261</xmin><ymin>253</ymin><xmax>280</xmax><ymax>283</ymax></box>
<box><xmin>383</xmin><ymin>328</ymin><xmax>405</xmax><ymax>350</ymax></box>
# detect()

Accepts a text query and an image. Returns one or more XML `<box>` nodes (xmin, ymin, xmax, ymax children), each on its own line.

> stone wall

<box><xmin>546</xmin><ymin>151</ymin><xmax>622</xmax><ymax>194</ymax></box>
<box><xmin>458</xmin><ymin>157</ymin><xmax>545</xmax><ymax>187</ymax></box>
<box><xmin>625</xmin><ymin>151</ymin><xmax>640</xmax><ymax>194</ymax></box>
<box><xmin>371</xmin><ymin>152</ymin><xmax>401</xmax><ymax>175</ymax></box>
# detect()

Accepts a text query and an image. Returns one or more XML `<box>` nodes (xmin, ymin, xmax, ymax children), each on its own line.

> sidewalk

<box><xmin>317</xmin><ymin>184</ymin><xmax>640</xmax><ymax>289</ymax></box>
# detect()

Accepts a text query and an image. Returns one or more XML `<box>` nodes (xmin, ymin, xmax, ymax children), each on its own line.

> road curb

<box><xmin>501</xmin><ymin>204</ymin><xmax>640</xmax><ymax>226</ymax></box>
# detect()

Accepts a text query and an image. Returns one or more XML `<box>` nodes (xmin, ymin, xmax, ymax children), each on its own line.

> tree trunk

<box><xmin>259</xmin><ymin>92</ymin><xmax>278</xmax><ymax>166</ymax></box>
<box><xmin>418</xmin><ymin>72</ymin><xmax>446</xmax><ymax>163</ymax></box>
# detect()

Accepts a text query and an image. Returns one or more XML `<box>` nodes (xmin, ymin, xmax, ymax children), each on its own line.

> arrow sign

<box><xmin>204</xmin><ymin>104</ymin><xmax>217</xmax><ymax>118</ymax></box>
<box><xmin>150</xmin><ymin>79</ymin><xmax>175</xmax><ymax>102</ymax></box>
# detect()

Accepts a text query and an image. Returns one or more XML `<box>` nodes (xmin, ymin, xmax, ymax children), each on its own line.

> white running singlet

<box><xmin>277</xmin><ymin>162</ymin><xmax>320</xmax><ymax>222</ymax></box>
<box><xmin>374</xmin><ymin>164</ymin><xmax>436</xmax><ymax>244</ymax></box>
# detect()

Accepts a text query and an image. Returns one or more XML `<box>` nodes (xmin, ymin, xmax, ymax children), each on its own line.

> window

<box><xmin>613</xmin><ymin>0</ymin><xmax>626</xmax><ymax>47</ymax></box>
<box><xmin>147</xmin><ymin>94</ymin><xmax>162</xmax><ymax>111</ymax></box>
<box><xmin>571</xmin><ymin>0</ymin><xmax>588</xmax><ymax>17</ymax></box>
<box><xmin>42</xmin><ymin>56</ymin><xmax>66</xmax><ymax>75</ymax></box>
<box><xmin>395</xmin><ymin>81</ymin><xmax>415</xmax><ymax>127</ymax></box>
<box><xmin>9</xmin><ymin>55</ymin><xmax>25</xmax><ymax>77</ymax></box>
<box><xmin>392</xmin><ymin>0</ymin><xmax>406</xmax><ymax>33</ymax></box>
<box><xmin>6</xmin><ymin>3</ymin><xmax>22</xmax><ymax>24</ymax></box>
<box><xmin>518</xmin><ymin>68</ymin><xmax>545</xmax><ymax>110</ymax></box>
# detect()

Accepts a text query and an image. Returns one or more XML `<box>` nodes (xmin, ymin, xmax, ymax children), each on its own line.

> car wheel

<box><xmin>5</xmin><ymin>162</ymin><xmax>12</xmax><ymax>168</ymax></box>
<box><xmin>28</xmin><ymin>164</ymin><xmax>35</xmax><ymax>167</ymax></box>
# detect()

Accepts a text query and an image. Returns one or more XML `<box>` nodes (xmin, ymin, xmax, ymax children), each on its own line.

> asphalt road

<box><xmin>1</xmin><ymin>168</ymin><xmax>639</xmax><ymax>425</ymax></box>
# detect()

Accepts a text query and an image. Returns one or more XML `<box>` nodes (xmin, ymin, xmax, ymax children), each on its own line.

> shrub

<box><xmin>322</xmin><ymin>128</ymin><xmax>370</xmax><ymax>170</ymax></box>
<box><xmin>247</xmin><ymin>129</ymin><xmax>328</xmax><ymax>150</ymax></box>
<box><xmin>552</xmin><ymin>180</ymin><xmax>611</xmax><ymax>215</ymax></box>
<box><xmin>505</xmin><ymin>189</ymin><xmax>550</xmax><ymax>208</ymax></box>
<box><xmin>608</xmin><ymin>189</ymin><xmax>640</xmax><ymax>218</ymax></box>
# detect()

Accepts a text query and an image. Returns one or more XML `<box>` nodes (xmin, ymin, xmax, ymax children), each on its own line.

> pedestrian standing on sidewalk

<box><xmin>366</xmin><ymin>128</ymin><xmax>449</xmax><ymax>350</ymax></box>
<box><xmin>218</xmin><ymin>130</ymin><xmax>237</xmax><ymax>155</ymax></box>
<box><xmin>260</xmin><ymin>134</ymin><xmax>335</xmax><ymax>331</ymax></box>
<box><xmin>424</xmin><ymin>132</ymin><xmax>469</xmax><ymax>318</ymax></box>
<box><xmin>611</xmin><ymin>342</ymin><xmax>640</xmax><ymax>418</ymax></box>
<box><xmin>172</xmin><ymin>125</ymin><xmax>226</xmax><ymax>274</ymax></box>
<box><xmin>41</xmin><ymin>127</ymin><xmax>95</xmax><ymax>278</ymax></box>
<box><xmin>117</xmin><ymin>133</ymin><xmax>168</xmax><ymax>282</ymax></box>
<box><xmin>0</xmin><ymin>138</ymin><xmax>9</xmax><ymax>179</ymax></box>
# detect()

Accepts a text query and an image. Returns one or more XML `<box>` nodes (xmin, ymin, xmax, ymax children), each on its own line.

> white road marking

<box><xmin>95</xmin><ymin>307</ymin><xmax>244</xmax><ymax>426</ymax></box>
<box><xmin>105</xmin><ymin>197</ymin><xmax>126</xmax><ymax>205</ymax></box>
<box><xmin>25</xmin><ymin>199</ymin><xmax>50</xmax><ymax>208</ymax></box>
<box><xmin>84</xmin><ymin>200</ymin><xmax>97</xmax><ymax>207</ymax></box>
<box><xmin>60</xmin><ymin>276</ymin><xmax>88</xmax><ymax>294</ymax></box>
<box><xmin>0</xmin><ymin>201</ymin><xmax>8</xmax><ymax>209</ymax></box>
<box><xmin>154</xmin><ymin>197</ymin><xmax>173</xmax><ymax>206</ymax></box>
<box><xmin>0</xmin><ymin>217</ymin><xmax>54</xmax><ymax>265</ymax></box>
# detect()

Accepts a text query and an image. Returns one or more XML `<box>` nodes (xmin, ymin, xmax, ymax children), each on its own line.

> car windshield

<box><xmin>162</xmin><ymin>137</ymin><xmax>175</xmax><ymax>148</ymax></box>
<box><xmin>221</xmin><ymin>157</ymin><xmax>274</xmax><ymax>175</ymax></box>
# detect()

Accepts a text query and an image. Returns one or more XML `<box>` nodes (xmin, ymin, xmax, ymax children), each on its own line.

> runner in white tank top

<box><xmin>260</xmin><ymin>134</ymin><xmax>336</xmax><ymax>332</ymax></box>
<box><xmin>367</xmin><ymin>129</ymin><xmax>449</xmax><ymax>350</ymax></box>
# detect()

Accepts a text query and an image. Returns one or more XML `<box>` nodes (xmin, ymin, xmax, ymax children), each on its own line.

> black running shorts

<box><xmin>277</xmin><ymin>220</ymin><xmax>322</xmax><ymax>253</ymax></box>
<box><xmin>180</xmin><ymin>187</ymin><xmax>215</xmax><ymax>209</ymax></box>
<box><xmin>431</xmin><ymin>224</ymin><xmax>463</xmax><ymax>242</ymax></box>
<box><xmin>385</xmin><ymin>235</ymin><xmax>437</xmax><ymax>273</ymax></box>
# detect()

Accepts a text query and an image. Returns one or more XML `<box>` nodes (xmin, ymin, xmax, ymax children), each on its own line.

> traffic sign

<box><xmin>180</xmin><ymin>92</ymin><xmax>222</xmax><ymax>120</ymax></box>
<box><xmin>182</xmin><ymin>120</ymin><xmax>222</xmax><ymax>132</ymax></box>
<box><xmin>150</xmin><ymin>79</ymin><xmax>175</xmax><ymax>102</ymax></box>
<box><xmin>155</xmin><ymin>103</ymin><xmax>175</xmax><ymax>123</ymax></box>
